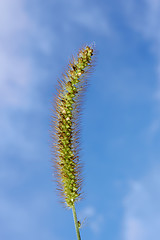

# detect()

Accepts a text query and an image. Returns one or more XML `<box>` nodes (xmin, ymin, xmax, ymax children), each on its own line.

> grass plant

<box><xmin>51</xmin><ymin>44</ymin><xmax>96</xmax><ymax>240</ymax></box>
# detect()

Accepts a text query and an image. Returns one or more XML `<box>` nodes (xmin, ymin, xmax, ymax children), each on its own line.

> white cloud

<box><xmin>123</xmin><ymin>0</ymin><xmax>160</xmax><ymax>76</ymax></box>
<box><xmin>0</xmin><ymin>0</ymin><xmax>53</xmax><ymax>109</ymax></box>
<box><xmin>125</xmin><ymin>1</ymin><xmax>160</xmax><ymax>73</ymax></box>
<box><xmin>79</xmin><ymin>206</ymin><xmax>104</xmax><ymax>234</ymax></box>
<box><xmin>0</xmin><ymin>0</ymin><xmax>31</xmax><ymax>108</ymax></box>
<box><xmin>123</xmin><ymin>0</ymin><xmax>160</xmax><ymax>139</ymax></box>
<box><xmin>124</xmin><ymin>0</ymin><xmax>160</xmax><ymax>38</ymax></box>
<box><xmin>0</xmin><ymin>0</ymin><xmax>56</xmax><ymax>158</ymax></box>
<box><xmin>72</xmin><ymin>6</ymin><xmax>111</xmax><ymax>36</ymax></box>
<box><xmin>62</xmin><ymin>0</ymin><xmax>111</xmax><ymax>36</ymax></box>
<box><xmin>122</xmin><ymin>165</ymin><xmax>160</xmax><ymax>240</ymax></box>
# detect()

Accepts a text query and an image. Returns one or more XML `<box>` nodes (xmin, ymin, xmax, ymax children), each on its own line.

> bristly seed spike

<box><xmin>51</xmin><ymin>44</ymin><xmax>96</xmax><ymax>208</ymax></box>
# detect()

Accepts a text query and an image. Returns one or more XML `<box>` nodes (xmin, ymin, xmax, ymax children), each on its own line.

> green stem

<box><xmin>72</xmin><ymin>204</ymin><xmax>81</xmax><ymax>240</ymax></box>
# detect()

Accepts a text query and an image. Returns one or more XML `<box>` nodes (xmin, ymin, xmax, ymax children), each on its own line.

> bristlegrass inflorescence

<box><xmin>51</xmin><ymin>43</ymin><xmax>96</xmax><ymax>240</ymax></box>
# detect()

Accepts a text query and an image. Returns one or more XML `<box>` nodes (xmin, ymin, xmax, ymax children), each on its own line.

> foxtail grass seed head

<box><xmin>51</xmin><ymin>44</ymin><xmax>96</xmax><ymax>208</ymax></box>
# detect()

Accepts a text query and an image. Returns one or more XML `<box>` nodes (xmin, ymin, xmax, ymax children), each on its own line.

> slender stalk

<box><xmin>72</xmin><ymin>204</ymin><xmax>81</xmax><ymax>240</ymax></box>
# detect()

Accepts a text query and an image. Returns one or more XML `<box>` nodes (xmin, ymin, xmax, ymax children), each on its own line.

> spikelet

<box><xmin>51</xmin><ymin>44</ymin><xmax>96</xmax><ymax>208</ymax></box>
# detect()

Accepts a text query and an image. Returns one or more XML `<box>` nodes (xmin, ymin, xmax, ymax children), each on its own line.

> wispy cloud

<box><xmin>122</xmin><ymin>165</ymin><xmax>160</xmax><ymax>240</ymax></box>
<box><xmin>56</xmin><ymin>0</ymin><xmax>111</xmax><ymax>37</ymax></box>
<box><xmin>79</xmin><ymin>206</ymin><xmax>104</xmax><ymax>234</ymax></box>
<box><xmin>0</xmin><ymin>0</ymin><xmax>53</xmax><ymax>109</ymax></box>
<box><xmin>123</xmin><ymin>0</ymin><xmax>160</xmax><ymax>139</ymax></box>
<box><xmin>0</xmin><ymin>0</ymin><xmax>56</xmax><ymax>160</ymax></box>
<box><xmin>71</xmin><ymin>5</ymin><xmax>111</xmax><ymax>36</ymax></box>
<box><xmin>0</xmin><ymin>2</ymin><xmax>56</xmax><ymax>237</ymax></box>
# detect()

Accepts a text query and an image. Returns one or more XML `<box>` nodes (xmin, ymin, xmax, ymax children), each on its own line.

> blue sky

<box><xmin>1</xmin><ymin>0</ymin><xmax>160</xmax><ymax>239</ymax></box>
